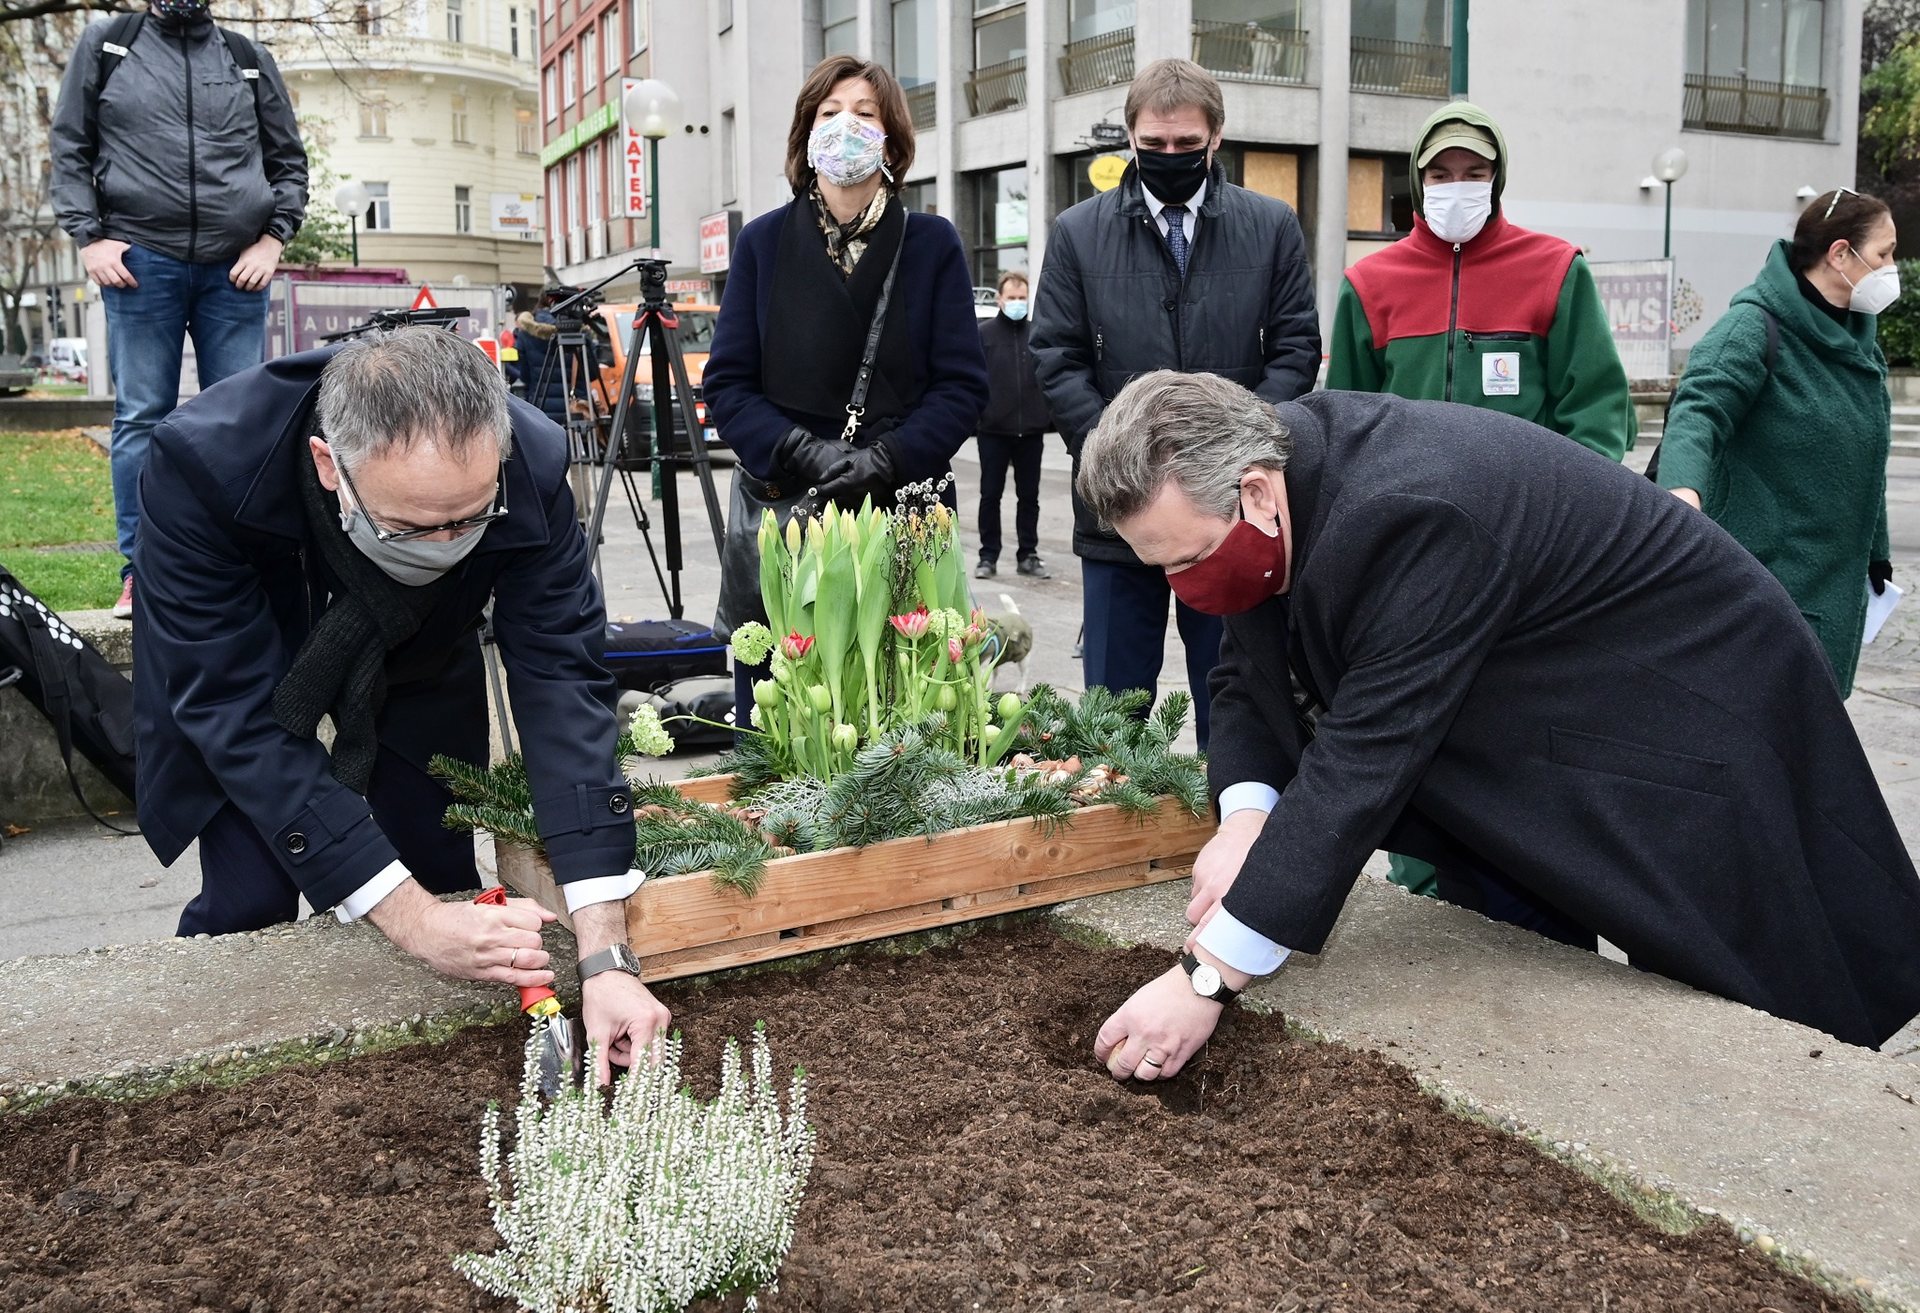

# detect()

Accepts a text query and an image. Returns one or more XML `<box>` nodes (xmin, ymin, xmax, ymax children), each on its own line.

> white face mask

<box><xmin>1423</xmin><ymin>180</ymin><xmax>1494</xmax><ymax>245</ymax></box>
<box><xmin>1842</xmin><ymin>248</ymin><xmax>1902</xmax><ymax>316</ymax></box>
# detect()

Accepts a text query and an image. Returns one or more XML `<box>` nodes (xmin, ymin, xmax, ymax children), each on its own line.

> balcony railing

<box><xmin>905</xmin><ymin>81</ymin><xmax>937</xmax><ymax>129</ymax></box>
<box><xmin>966</xmin><ymin>56</ymin><xmax>1028</xmax><ymax>115</ymax></box>
<box><xmin>1349</xmin><ymin>35</ymin><xmax>1448</xmax><ymax>96</ymax></box>
<box><xmin>1192</xmin><ymin>19</ymin><xmax>1309</xmax><ymax>84</ymax></box>
<box><xmin>1059</xmin><ymin>27</ymin><xmax>1135</xmax><ymax>96</ymax></box>
<box><xmin>1682</xmin><ymin>72</ymin><xmax>1829</xmax><ymax>140</ymax></box>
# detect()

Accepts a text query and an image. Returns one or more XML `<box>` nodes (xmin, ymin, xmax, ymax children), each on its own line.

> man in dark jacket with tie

<box><xmin>1030</xmin><ymin>58</ymin><xmax>1319</xmax><ymax>749</ymax></box>
<box><xmin>135</xmin><ymin>327</ymin><xmax>667</xmax><ymax>1084</ymax></box>
<box><xmin>1078</xmin><ymin>370</ymin><xmax>1920</xmax><ymax>1079</ymax></box>
<box><xmin>974</xmin><ymin>270</ymin><xmax>1054</xmax><ymax>580</ymax></box>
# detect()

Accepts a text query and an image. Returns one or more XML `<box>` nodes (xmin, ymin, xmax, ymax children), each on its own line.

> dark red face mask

<box><xmin>1165</xmin><ymin>510</ymin><xmax>1288</xmax><ymax>616</ymax></box>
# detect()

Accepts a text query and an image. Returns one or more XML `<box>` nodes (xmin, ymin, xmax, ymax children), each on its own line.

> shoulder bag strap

<box><xmin>839</xmin><ymin>230</ymin><xmax>908</xmax><ymax>443</ymax></box>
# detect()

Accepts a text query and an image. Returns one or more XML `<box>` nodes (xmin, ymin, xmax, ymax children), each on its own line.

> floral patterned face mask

<box><xmin>807</xmin><ymin>111</ymin><xmax>888</xmax><ymax>188</ymax></box>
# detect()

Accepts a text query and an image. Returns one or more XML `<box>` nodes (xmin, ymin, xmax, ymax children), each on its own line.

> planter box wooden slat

<box><xmin>493</xmin><ymin>775</ymin><xmax>1214</xmax><ymax>983</ymax></box>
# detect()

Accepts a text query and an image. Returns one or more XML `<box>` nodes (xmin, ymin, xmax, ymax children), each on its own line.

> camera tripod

<box><xmin>548</xmin><ymin>259</ymin><xmax>726</xmax><ymax>621</ymax></box>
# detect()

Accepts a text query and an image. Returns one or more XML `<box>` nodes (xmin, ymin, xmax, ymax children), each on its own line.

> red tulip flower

<box><xmin>781</xmin><ymin>632</ymin><xmax>815</xmax><ymax>661</ymax></box>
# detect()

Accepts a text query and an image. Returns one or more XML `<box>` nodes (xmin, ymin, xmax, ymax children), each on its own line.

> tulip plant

<box><xmin>728</xmin><ymin>489</ymin><xmax>1026</xmax><ymax>782</ymax></box>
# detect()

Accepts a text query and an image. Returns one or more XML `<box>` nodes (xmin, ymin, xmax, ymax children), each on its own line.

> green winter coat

<box><xmin>1656</xmin><ymin>240</ymin><xmax>1892</xmax><ymax>696</ymax></box>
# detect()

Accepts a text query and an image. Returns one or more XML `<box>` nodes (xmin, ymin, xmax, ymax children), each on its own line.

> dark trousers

<box><xmin>976</xmin><ymin>432</ymin><xmax>1044</xmax><ymax>563</ymax></box>
<box><xmin>1081</xmin><ymin>557</ymin><xmax>1223</xmax><ymax>751</ymax></box>
<box><xmin>1392</xmin><ymin>806</ymin><xmax>1599</xmax><ymax>952</ymax></box>
<box><xmin>178</xmin><ymin>640</ymin><xmax>490</xmax><ymax>937</ymax></box>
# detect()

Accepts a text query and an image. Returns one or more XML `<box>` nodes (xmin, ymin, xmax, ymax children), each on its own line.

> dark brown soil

<box><xmin>0</xmin><ymin>922</ymin><xmax>1858</xmax><ymax>1312</ymax></box>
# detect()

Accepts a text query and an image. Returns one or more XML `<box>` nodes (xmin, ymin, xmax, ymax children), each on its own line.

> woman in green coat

<box><xmin>1658</xmin><ymin>188</ymin><xmax>1900</xmax><ymax>695</ymax></box>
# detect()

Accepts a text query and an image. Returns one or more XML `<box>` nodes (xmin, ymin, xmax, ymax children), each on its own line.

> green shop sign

<box><xmin>540</xmin><ymin>101</ymin><xmax>620</xmax><ymax>169</ymax></box>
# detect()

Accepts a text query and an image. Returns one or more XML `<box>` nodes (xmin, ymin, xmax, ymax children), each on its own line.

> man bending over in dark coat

<box><xmin>1076</xmin><ymin>370</ymin><xmax>1920</xmax><ymax>1077</ymax></box>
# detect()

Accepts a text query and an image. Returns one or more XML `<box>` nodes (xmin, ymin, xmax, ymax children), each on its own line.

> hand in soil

<box><xmin>1095</xmin><ymin>963</ymin><xmax>1227</xmax><ymax>1081</ymax></box>
<box><xmin>367</xmin><ymin>881</ymin><xmax>556</xmax><ymax>986</ymax></box>
<box><xmin>1186</xmin><ymin>808</ymin><xmax>1264</xmax><ymax>932</ymax></box>
<box><xmin>581</xmin><ymin>971</ymin><xmax>673</xmax><ymax>1087</ymax></box>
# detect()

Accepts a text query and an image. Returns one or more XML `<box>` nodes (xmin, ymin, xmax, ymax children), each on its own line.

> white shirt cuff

<box><xmin>1196</xmin><ymin>907</ymin><xmax>1292</xmax><ymax>976</ymax></box>
<box><xmin>1217</xmin><ymin>781</ymin><xmax>1280</xmax><ymax>818</ymax></box>
<box><xmin>334</xmin><ymin>859</ymin><xmax>411</xmax><ymax>923</ymax></box>
<box><xmin>561</xmin><ymin>868</ymin><xmax>646</xmax><ymax>913</ymax></box>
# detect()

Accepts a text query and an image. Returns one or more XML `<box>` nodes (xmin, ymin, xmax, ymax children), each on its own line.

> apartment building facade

<box><xmin>541</xmin><ymin>0</ymin><xmax>1860</xmax><ymax>348</ymax></box>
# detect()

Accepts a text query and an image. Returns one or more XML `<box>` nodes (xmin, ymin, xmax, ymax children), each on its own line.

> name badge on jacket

<box><xmin>1482</xmin><ymin>352</ymin><xmax>1520</xmax><ymax>396</ymax></box>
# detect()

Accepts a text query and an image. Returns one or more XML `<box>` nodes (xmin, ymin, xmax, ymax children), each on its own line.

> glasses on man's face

<box><xmin>336</xmin><ymin>458</ymin><xmax>509</xmax><ymax>542</ymax></box>
<box><xmin>1823</xmin><ymin>185</ymin><xmax>1856</xmax><ymax>221</ymax></box>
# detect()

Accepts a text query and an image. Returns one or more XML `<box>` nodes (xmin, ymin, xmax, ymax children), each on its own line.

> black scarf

<box><xmin>271</xmin><ymin>449</ymin><xmax>462</xmax><ymax>794</ymax></box>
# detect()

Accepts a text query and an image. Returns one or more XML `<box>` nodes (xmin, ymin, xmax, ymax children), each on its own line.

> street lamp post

<box><xmin>333</xmin><ymin>180</ymin><xmax>371</xmax><ymax>267</ymax></box>
<box><xmin>622</xmin><ymin>78</ymin><xmax>682</xmax><ymax>253</ymax></box>
<box><xmin>1652</xmin><ymin>146</ymin><xmax>1688</xmax><ymax>261</ymax></box>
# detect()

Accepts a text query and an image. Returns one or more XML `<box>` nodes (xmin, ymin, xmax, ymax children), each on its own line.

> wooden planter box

<box><xmin>495</xmin><ymin>775</ymin><xmax>1214</xmax><ymax>983</ymax></box>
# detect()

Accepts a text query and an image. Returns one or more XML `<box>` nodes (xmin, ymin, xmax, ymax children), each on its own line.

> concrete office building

<box><xmin>541</xmin><ymin>0</ymin><xmax>1862</xmax><ymax>352</ymax></box>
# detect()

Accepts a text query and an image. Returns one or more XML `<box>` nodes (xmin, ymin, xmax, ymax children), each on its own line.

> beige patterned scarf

<box><xmin>812</xmin><ymin>183</ymin><xmax>890</xmax><ymax>279</ymax></box>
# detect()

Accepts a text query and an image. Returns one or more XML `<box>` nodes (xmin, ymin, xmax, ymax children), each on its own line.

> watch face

<box><xmin>1191</xmin><ymin>963</ymin><xmax>1223</xmax><ymax>997</ymax></box>
<box><xmin>613</xmin><ymin>945</ymin><xmax>641</xmax><ymax>973</ymax></box>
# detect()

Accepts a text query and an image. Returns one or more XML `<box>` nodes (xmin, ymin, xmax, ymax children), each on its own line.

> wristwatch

<box><xmin>1181</xmin><ymin>950</ymin><xmax>1241</xmax><ymax>1007</ymax></box>
<box><xmin>577</xmin><ymin>943</ymin><xmax>642</xmax><ymax>983</ymax></box>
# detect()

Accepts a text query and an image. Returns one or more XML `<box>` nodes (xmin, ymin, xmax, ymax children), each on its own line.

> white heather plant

<box><xmin>456</xmin><ymin>1025</ymin><xmax>816</xmax><ymax>1313</ymax></box>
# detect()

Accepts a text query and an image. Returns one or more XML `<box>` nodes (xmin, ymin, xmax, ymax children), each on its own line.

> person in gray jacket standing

<box><xmin>1030</xmin><ymin>58</ymin><xmax>1318</xmax><ymax>749</ymax></box>
<box><xmin>51</xmin><ymin>0</ymin><xmax>308</xmax><ymax>621</ymax></box>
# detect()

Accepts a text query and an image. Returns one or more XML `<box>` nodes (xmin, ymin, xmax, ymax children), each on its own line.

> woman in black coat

<box><xmin>703</xmin><ymin>54</ymin><xmax>989</xmax><ymax>718</ymax></box>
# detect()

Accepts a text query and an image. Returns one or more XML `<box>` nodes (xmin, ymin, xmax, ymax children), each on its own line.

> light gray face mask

<box><xmin>337</xmin><ymin>484</ymin><xmax>492</xmax><ymax>587</ymax></box>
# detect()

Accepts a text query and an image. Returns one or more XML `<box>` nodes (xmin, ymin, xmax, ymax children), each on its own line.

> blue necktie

<box><xmin>1164</xmin><ymin>204</ymin><xmax>1190</xmax><ymax>277</ymax></box>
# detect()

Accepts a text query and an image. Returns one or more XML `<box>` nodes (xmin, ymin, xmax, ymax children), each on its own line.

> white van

<box><xmin>45</xmin><ymin>337</ymin><xmax>88</xmax><ymax>384</ymax></box>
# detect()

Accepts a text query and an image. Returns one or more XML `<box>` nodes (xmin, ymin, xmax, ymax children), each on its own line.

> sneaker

<box><xmin>1016</xmin><ymin>554</ymin><xmax>1050</xmax><ymax>579</ymax></box>
<box><xmin>974</xmin><ymin>559</ymin><xmax>997</xmax><ymax>579</ymax></box>
<box><xmin>112</xmin><ymin>575</ymin><xmax>133</xmax><ymax>620</ymax></box>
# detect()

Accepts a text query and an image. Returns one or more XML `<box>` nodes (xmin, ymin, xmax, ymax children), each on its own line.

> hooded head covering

<box><xmin>1410</xmin><ymin>101</ymin><xmax>1510</xmax><ymax>216</ymax></box>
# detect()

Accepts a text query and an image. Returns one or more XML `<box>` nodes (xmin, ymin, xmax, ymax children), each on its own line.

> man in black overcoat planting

<box><xmin>1079</xmin><ymin>370</ymin><xmax>1920</xmax><ymax>1077</ymax></box>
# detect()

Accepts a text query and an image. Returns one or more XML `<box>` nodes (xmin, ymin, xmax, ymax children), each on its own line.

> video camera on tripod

<box><xmin>318</xmin><ymin>305</ymin><xmax>471</xmax><ymax>342</ymax></box>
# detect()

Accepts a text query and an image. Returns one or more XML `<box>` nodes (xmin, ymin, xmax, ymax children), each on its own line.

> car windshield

<box><xmin>615</xmin><ymin>309</ymin><xmax>718</xmax><ymax>355</ymax></box>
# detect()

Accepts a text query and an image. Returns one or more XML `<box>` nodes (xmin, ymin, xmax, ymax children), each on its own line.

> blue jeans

<box><xmin>1081</xmin><ymin>557</ymin><xmax>1223</xmax><ymax>751</ymax></box>
<box><xmin>102</xmin><ymin>244</ymin><xmax>268</xmax><ymax>576</ymax></box>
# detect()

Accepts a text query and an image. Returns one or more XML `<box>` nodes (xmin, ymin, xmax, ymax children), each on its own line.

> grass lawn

<box><xmin>26</xmin><ymin>382</ymin><xmax>88</xmax><ymax>398</ymax></box>
<box><xmin>0</xmin><ymin>429</ymin><xmax>122</xmax><ymax>611</ymax></box>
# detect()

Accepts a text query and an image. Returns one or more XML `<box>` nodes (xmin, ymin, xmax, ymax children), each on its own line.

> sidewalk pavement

<box><xmin>2</xmin><ymin>439</ymin><xmax>1918</xmax><ymax>1306</ymax></box>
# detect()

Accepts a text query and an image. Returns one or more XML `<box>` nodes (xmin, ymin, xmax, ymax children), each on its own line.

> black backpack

<box><xmin>98</xmin><ymin>12</ymin><xmax>264</xmax><ymax>123</ymax></box>
<box><xmin>0</xmin><ymin>564</ymin><xmax>138</xmax><ymax>834</ymax></box>
<box><xmin>1645</xmin><ymin>306</ymin><xmax>1777</xmax><ymax>483</ymax></box>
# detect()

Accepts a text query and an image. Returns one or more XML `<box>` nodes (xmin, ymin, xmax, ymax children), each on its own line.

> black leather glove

<box><xmin>774</xmin><ymin>426</ymin><xmax>854</xmax><ymax>491</ymax></box>
<box><xmin>814</xmin><ymin>440</ymin><xmax>898</xmax><ymax>511</ymax></box>
<box><xmin>1871</xmin><ymin>558</ymin><xmax>1894</xmax><ymax>596</ymax></box>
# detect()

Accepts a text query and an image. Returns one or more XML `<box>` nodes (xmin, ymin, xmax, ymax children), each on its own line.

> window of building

<box><xmin>353</xmin><ymin>3</ymin><xmax>383</xmax><ymax>35</ymax></box>
<box><xmin>898</xmin><ymin>179</ymin><xmax>937</xmax><ymax>215</ymax></box>
<box><xmin>446</xmin><ymin>0</ymin><xmax>464</xmax><ymax>43</ymax></box>
<box><xmin>560</xmin><ymin>46</ymin><xmax>576</xmax><ymax>106</ymax></box>
<box><xmin>601</xmin><ymin>12</ymin><xmax>619</xmax><ymax>75</ymax></box>
<box><xmin>509</xmin><ymin>6</ymin><xmax>520</xmax><ymax>56</ymax></box>
<box><xmin>451</xmin><ymin>92</ymin><xmax>471</xmax><ymax>142</ymax></box>
<box><xmin>629</xmin><ymin>0</ymin><xmax>649</xmax><ymax>53</ymax></box>
<box><xmin>1344</xmin><ymin>152</ymin><xmax>1411</xmax><ymax>234</ymax></box>
<box><xmin>893</xmin><ymin>0</ymin><xmax>934</xmax><ymax>86</ymax></box>
<box><xmin>721</xmin><ymin>107</ymin><xmax>737</xmax><ymax>205</ymax></box>
<box><xmin>970</xmin><ymin>1</ymin><xmax>1026</xmax><ymax>114</ymax></box>
<box><xmin>563</xmin><ymin>155</ymin><xmax>581</xmax><ymax>238</ymax></box>
<box><xmin>581</xmin><ymin>29</ymin><xmax>598</xmax><ymax>97</ymax></box>
<box><xmin>1067</xmin><ymin>0</ymin><xmax>1132</xmax><ymax>42</ymax></box>
<box><xmin>824</xmin><ymin>0</ymin><xmax>857</xmax><ymax>55</ymax></box>
<box><xmin>967</xmin><ymin>165</ymin><xmax>1028</xmax><ymax>287</ymax></box>
<box><xmin>585</xmin><ymin>140</ymin><xmax>604</xmax><ymax>223</ymax></box>
<box><xmin>547</xmin><ymin>173</ymin><xmax>564</xmax><ymax>264</ymax></box>
<box><xmin>359</xmin><ymin>96</ymin><xmax>389</xmax><ymax>137</ymax></box>
<box><xmin>1350</xmin><ymin>0</ymin><xmax>1449</xmax><ymax>44</ymax></box>
<box><xmin>517</xmin><ymin>106</ymin><xmax>538</xmax><ymax>153</ymax></box>
<box><xmin>1683</xmin><ymin>0</ymin><xmax>1827</xmax><ymax>136</ymax></box>
<box><xmin>543</xmin><ymin>63</ymin><xmax>557</xmax><ymax>119</ymax></box>
<box><xmin>455</xmin><ymin>185</ymin><xmax>473</xmax><ymax>233</ymax></box>
<box><xmin>363</xmin><ymin>181</ymin><xmax>392</xmax><ymax>230</ymax></box>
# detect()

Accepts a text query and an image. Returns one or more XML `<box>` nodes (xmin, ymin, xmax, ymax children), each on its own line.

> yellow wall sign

<box><xmin>1088</xmin><ymin>154</ymin><xmax>1128</xmax><ymax>192</ymax></box>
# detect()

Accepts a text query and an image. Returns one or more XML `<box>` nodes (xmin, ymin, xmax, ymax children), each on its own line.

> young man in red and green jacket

<box><xmin>1327</xmin><ymin>101</ymin><xmax>1636</xmax><ymax>906</ymax></box>
<box><xmin>1328</xmin><ymin>102</ymin><xmax>1635</xmax><ymax>461</ymax></box>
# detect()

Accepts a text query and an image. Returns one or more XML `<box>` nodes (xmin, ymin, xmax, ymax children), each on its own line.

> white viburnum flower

<box><xmin>627</xmin><ymin>703</ymin><xmax>676</xmax><ymax>758</ymax></box>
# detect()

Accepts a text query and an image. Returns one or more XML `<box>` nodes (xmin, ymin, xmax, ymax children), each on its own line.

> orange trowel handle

<box><xmin>474</xmin><ymin>886</ymin><xmax>559</xmax><ymax>1013</ymax></box>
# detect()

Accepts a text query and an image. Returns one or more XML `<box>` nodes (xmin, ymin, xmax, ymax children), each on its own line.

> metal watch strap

<box><xmin>1181</xmin><ymin>950</ymin><xmax>1241</xmax><ymax>1006</ymax></box>
<box><xmin>577</xmin><ymin>943</ymin><xmax>642</xmax><ymax>983</ymax></box>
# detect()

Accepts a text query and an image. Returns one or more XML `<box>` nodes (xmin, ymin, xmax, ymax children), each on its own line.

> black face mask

<box><xmin>1134</xmin><ymin>147</ymin><xmax>1210</xmax><ymax>206</ymax></box>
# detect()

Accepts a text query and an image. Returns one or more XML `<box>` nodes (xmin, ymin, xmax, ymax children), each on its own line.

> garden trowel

<box><xmin>475</xmin><ymin>886</ymin><xmax>581</xmax><ymax>1098</ymax></box>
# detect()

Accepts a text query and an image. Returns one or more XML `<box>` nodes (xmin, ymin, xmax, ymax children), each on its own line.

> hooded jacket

<box><xmin>51</xmin><ymin>13</ymin><xmax>308</xmax><ymax>264</ymax></box>
<box><xmin>1654</xmin><ymin>241</ymin><xmax>1892</xmax><ymax>695</ymax></box>
<box><xmin>1326</xmin><ymin>102</ymin><xmax>1634</xmax><ymax>461</ymax></box>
